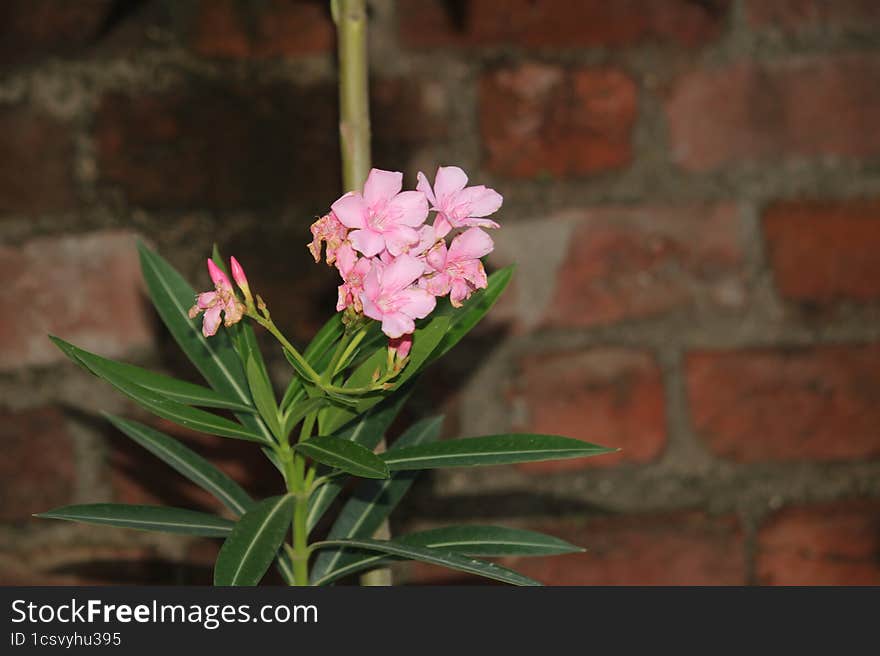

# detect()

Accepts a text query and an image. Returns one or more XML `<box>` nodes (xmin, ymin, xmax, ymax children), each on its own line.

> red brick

<box><xmin>191</xmin><ymin>0</ymin><xmax>334</xmax><ymax>59</ymax></box>
<box><xmin>0</xmin><ymin>0</ymin><xmax>111</xmax><ymax>68</ymax></box>
<box><xmin>0</xmin><ymin>407</ymin><xmax>76</xmax><ymax>522</ymax></box>
<box><xmin>745</xmin><ymin>0</ymin><xmax>880</xmax><ymax>34</ymax></box>
<box><xmin>95</xmin><ymin>83</ymin><xmax>339</xmax><ymax>210</ymax></box>
<box><xmin>0</xmin><ymin>545</ymin><xmax>174</xmax><ymax>585</ymax></box>
<box><xmin>666</xmin><ymin>56</ymin><xmax>880</xmax><ymax>171</ymax></box>
<box><xmin>545</xmin><ymin>204</ymin><xmax>744</xmax><ymax>328</ymax></box>
<box><xmin>687</xmin><ymin>346</ymin><xmax>880</xmax><ymax>462</ymax></box>
<box><xmin>0</xmin><ymin>107</ymin><xmax>76</xmax><ymax>214</ymax></box>
<box><xmin>480</xmin><ymin>64</ymin><xmax>637</xmax><ymax>178</ymax></box>
<box><xmin>763</xmin><ymin>200</ymin><xmax>880</xmax><ymax>304</ymax></box>
<box><xmin>405</xmin><ymin>513</ymin><xmax>745</xmax><ymax>585</ymax></box>
<box><xmin>511</xmin><ymin>348</ymin><xmax>666</xmax><ymax>471</ymax></box>
<box><xmin>0</xmin><ymin>231</ymin><xmax>153</xmax><ymax>370</ymax></box>
<box><xmin>399</xmin><ymin>0</ymin><xmax>729</xmax><ymax>50</ymax></box>
<box><xmin>757</xmin><ymin>500</ymin><xmax>880</xmax><ymax>585</ymax></box>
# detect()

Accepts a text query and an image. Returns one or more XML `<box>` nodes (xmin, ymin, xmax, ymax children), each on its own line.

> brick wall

<box><xmin>1</xmin><ymin>0</ymin><xmax>879</xmax><ymax>585</ymax></box>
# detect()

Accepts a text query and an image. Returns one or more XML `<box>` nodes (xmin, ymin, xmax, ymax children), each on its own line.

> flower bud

<box><xmin>230</xmin><ymin>256</ymin><xmax>253</xmax><ymax>305</ymax></box>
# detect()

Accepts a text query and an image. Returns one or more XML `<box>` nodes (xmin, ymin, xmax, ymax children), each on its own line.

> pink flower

<box><xmin>421</xmin><ymin>227</ymin><xmax>494</xmax><ymax>307</ymax></box>
<box><xmin>188</xmin><ymin>259</ymin><xmax>245</xmax><ymax>337</ymax></box>
<box><xmin>308</xmin><ymin>212</ymin><xmax>348</xmax><ymax>265</ymax></box>
<box><xmin>417</xmin><ymin>166</ymin><xmax>503</xmax><ymax>238</ymax></box>
<box><xmin>361</xmin><ymin>255</ymin><xmax>436</xmax><ymax>338</ymax></box>
<box><xmin>331</xmin><ymin>169</ymin><xmax>428</xmax><ymax>257</ymax></box>
<box><xmin>335</xmin><ymin>243</ymin><xmax>372</xmax><ymax>313</ymax></box>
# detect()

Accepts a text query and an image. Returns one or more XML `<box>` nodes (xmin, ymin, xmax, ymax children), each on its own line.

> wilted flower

<box><xmin>188</xmin><ymin>259</ymin><xmax>245</xmax><ymax>337</ymax></box>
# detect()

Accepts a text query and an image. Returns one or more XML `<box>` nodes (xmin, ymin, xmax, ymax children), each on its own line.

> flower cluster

<box><xmin>308</xmin><ymin>166</ymin><xmax>502</xmax><ymax>354</ymax></box>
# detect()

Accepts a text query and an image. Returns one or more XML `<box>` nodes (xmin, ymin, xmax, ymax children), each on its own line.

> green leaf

<box><xmin>50</xmin><ymin>337</ymin><xmax>253</xmax><ymax>413</ymax></box>
<box><xmin>104</xmin><ymin>414</ymin><xmax>253</xmax><ymax>516</ymax></box>
<box><xmin>51</xmin><ymin>338</ymin><xmax>269</xmax><ymax>443</ymax></box>
<box><xmin>214</xmin><ymin>495</ymin><xmax>296</xmax><ymax>586</ymax></box>
<box><xmin>382</xmin><ymin>434</ymin><xmax>616</xmax><ymax>470</ymax></box>
<box><xmin>245</xmin><ymin>355</ymin><xmax>282</xmax><ymax>439</ymax></box>
<box><xmin>429</xmin><ymin>266</ymin><xmax>514</xmax><ymax>364</ymax></box>
<box><xmin>310</xmin><ymin>416</ymin><xmax>443</xmax><ymax>583</ymax></box>
<box><xmin>281</xmin><ymin>396</ymin><xmax>328</xmax><ymax>438</ymax></box>
<box><xmin>36</xmin><ymin>504</ymin><xmax>233</xmax><ymax>537</ymax></box>
<box><xmin>310</xmin><ymin>538</ymin><xmax>541</xmax><ymax>586</ymax></box>
<box><xmin>399</xmin><ymin>525</ymin><xmax>583</xmax><ymax>556</ymax></box>
<box><xmin>137</xmin><ymin>243</ymin><xmax>274</xmax><ymax>444</ymax></box>
<box><xmin>295</xmin><ymin>436</ymin><xmax>389</xmax><ymax>480</ymax></box>
<box><xmin>311</xmin><ymin>525</ymin><xmax>580</xmax><ymax>585</ymax></box>
<box><xmin>306</xmin><ymin>387</ymin><xmax>412</xmax><ymax>532</ymax></box>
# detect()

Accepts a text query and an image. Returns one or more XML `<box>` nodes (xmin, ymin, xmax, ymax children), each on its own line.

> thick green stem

<box><xmin>334</xmin><ymin>0</ymin><xmax>391</xmax><ymax>587</ymax></box>
<box><xmin>335</xmin><ymin>0</ymin><xmax>371</xmax><ymax>191</ymax></box>
<box><xmin>291</xmin><ymin>495</ymin><xmax>310</xmax><ymax>586</ymax></box>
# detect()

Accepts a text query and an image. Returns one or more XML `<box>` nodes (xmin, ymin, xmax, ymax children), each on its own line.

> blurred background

<box><xmin>2</xmin><ymin>0</ymin><xmax>880</xmax><ymax>585</ymax></box>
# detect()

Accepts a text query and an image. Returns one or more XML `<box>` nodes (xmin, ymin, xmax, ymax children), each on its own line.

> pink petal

<box><xmin>202</xmin><ymin>304</ymin><xmax>223</xmax><ymax>337</ymax></box>
<box><xmin>420</xmin><ymin>272</ymin><xmax>451</xmax><ymax>297</ymax></box>
<box><xmin>381</xmin><ymin>254</ymin><xmax>424</xmax><ymax>293</ymax></box>
<box><xmin>389</xmin><ymin>334</ymin><xmax>413</xmax><ymax>360</ymax></box>
<box><xmin>449</xmin><ymin>279</ymin><xmax>471</xmax><ymax>308</ymax></box>
<box><xmin>230</xmin><ymin>256</ymin><xmax>249</xmax><ymax>290</ymax></box>
<box><xmin>362</xmin><ymin>261</ymin><xmax>382</xmax><ymax>301</ymax></box>
<box><xmin>363</xmin><ymin>169</ymin><xmax>403</xmax><ymax>207</ymax></box>
<box><xmin>361</xmin><ymin>293</ymin><xmax>383</xmax><ymax>322</ymax></box>
<box><xmin>381</xmin><ymin>312</ymin><xmax>415</xmax><ymax>339</ymax></box>
<box><xmin>387</xmin><ymin>190</ymin><xmax>429</xmax><ymax>228</ymax></box>
<box><xmin>334</xmin><ymin>242</ymin><xmax>358</xmax><ymax>278</ymax></box>
<box><xmin>463</xmin><ymin>216</ymin><xmax>501</xmax><ymax>230</ymax></box>
<box><xmin>433</xmin><ymin>166</ymin><xmax>468</xmax><ymax>204</ymax></box>
<box><xmin>448</xmin><ymin>227</ymin><xmax>494</xmax><ymax>262</ymax></box>
<box><xmin>432</xmin><ymin>214</ymin><xmax>453</xmax><ymax>239</ymax></box>
<box><xmin>458</xmin><ymin>185</ymin><xmax>503</xmax><ymax>217</ymax></box>
<box><xmin>425</xmin><ymin>241</ymin><xmax>447</xmax><ymax>272</ymax></box>
<box><xmin>383</xmin><ymin>225</ymin><xmax>420</xmax><ymax>257</ymax></box>
<box><xmin>196</xmin><ymin>291</ymin><xmax>218</xmax><ymax>310</ymax></box>
<box><xmin>207</xmin><ymin>259</ymin><xmax>232</xmax><ymax>291</ymax></box>
<box><xmin>416</xmin><ymin>171</ymin><xmax>436</xmax><ymax>205</ymax></box>
<box><xmin>458</xmin><ymin>259</ymin><xmax>488</xmax><ymax>289</ymax></box>
<box><xmin>397</xmin><ymin>288</ymin><xmax>437</xmax><ymax>319</ymax></box>
<box><xmin>349</xmin><ymin>228</ymin><xmax>386</xmax><ymax>257</ymax></box>
<box><xmin>331</xmin><ymin>192</ymin><xmax>368</xmax><ymax>229</ymax></box>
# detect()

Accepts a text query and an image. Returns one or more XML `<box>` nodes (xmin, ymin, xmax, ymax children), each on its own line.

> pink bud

<box><xmin>389</xmin><ymin>334</ymin><xmax>413</xmax><ymax>361</ymax></box>
<box><xmin>207</xmin><ymin>259</ymin><xmax>232</xmax><ymax>291</ymax></box>
<box><xmin>230</xmin><ymin>256</ymin><xmax>249</xmax><ymax>291</ymax></box>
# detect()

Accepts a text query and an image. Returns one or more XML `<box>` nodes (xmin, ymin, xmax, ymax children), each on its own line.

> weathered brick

<box><xmin>191</xmin><ymin>0</ymin><xmax>334</xmax><ymax>59</ymax></box>
<box><xmin>0</xmin><ymin>231</ymin><xmax>152</xmax><ymax>371</ymax></box>
<box><xmin>687</xmin><ymin>346</ymin><xmax>880</xmax><ymax>462</ymax></box>
<box><xmin>544</xmin><ymin>204</ymin><xmax>744</xmax><ymax>328</ymax></box>
<box><xmin>0</xmin><ymin>0</ymin><xmax>111</xmax><ymax>68</ymax></box>
<box><xmin>399</xmin><ymin>0</ymin><xmax>729</xmax><ymax>50</ymax></box>
<box><xmin>480</xmin><ymin>63</ymin><xmax>637</xmax><ymax>178</ymax></box>
<box><xmin>757</xmin><ymin>500</ymin><xmax>880</xmax><ymax>585</ymax></box>
<box><xmin>745</xmin><ymin>0</ymin><xmax>880</xmax><ymax>34</ymax></box>
<box><xmin>666</xmin><ymin>56</ymin><xmax>880</xmax><ymax>171</ymax></box>
<box><xmin>0</xmin><ymin>545</ymin><xmax>173</xmax><ymax>585</ymax></box>
<box><xmin>95</xmin><ymin>83</ymin><xmax>340</xmax><ymax>211</ymax></box>
<box><xmin>0</xmin><ymin>407</ymin><xmax>76</xmax><ymax>522</ymax></box>
<box><xmin>404</xmin><ymin>513</ymin><xmax>745</xmax><ymax>585</ymax></box>
<box><xmin>511</xmin><ymin>348</ymin><xmax>666</xmax><ymax>471</ymax></box>
<box><xmin>763</xmin><ymin>200</ymin><xmax>880</xmax><ymax>304</ymax></box>
<box><xmin>0</xmin><ymin>106</ymin><xmax>77</xmax><ymax>214</ymax></box>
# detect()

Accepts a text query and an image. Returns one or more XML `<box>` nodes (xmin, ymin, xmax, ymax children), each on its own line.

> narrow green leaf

<box><xmin>310</xmin><ymin>416</ymin><xmax>443</xmax><ymax>583</ymax></box>
<box><xmin>246</xmin><ymin>355</ymin><xmax>282</xmax><ymax>439</ymax></box>
<box><xmin>37</xmin><ymin>504</ymin><xmax>233</xmax><ymax>537</ymax></box>
<box><xmin>399</xmin><ymin>525</ymin><xmax>583</xmax><ymax>556</ymax></box>
<box><xmin>137</xmin><ymin>242</ymin><xmax>274</xmax><ymax>444</ymax></box>
<box><xmin>50</xmin><ymin>337</ymin><xmax>253</xmax><ymax>413</ymax></box>
<box><xmin>214</xmin><ymin>495</ymin><xmax>296</xmax><ymax>586</ymax></box>
<box><xmin>312</xmin><ymin>525</ymin><xmax>580</xmax><ymax>585</ymax></box>
<box><xmin>311</xmin><ymin>538</ymin><xmax>541</xmax><ymax>586</ymax></box>
<box><xmin>382</xmin><ymin>434</ymin><xmax>616</xmax><ymax>470</ymax></box>
<box><xmin>429</xmin><ymin>266</ymin><xmax>514</xmax><ymax>364</ymax></box>
<box><xmin>295</xmin><ymin>436</ymin><xmax>389</xmax><ymax>480</ymax></box>
<box><xmin>104</xmin><ymin>414</ymin><xmax>253</xmax><ymax>516</ymax></box>
<box><xmin>281</xmin><ymin>396</ymin><xmax>328</xmax><ymax>438</ymax></box>
<box><xmin>51</xmin><ymin>338</ymin><xmax>269</xmax><ymax>443</ymax></box>
<box><xmin>306</xmin><ymin>387</ymin><xmax>413</xmax><ymax>532</ymax></box>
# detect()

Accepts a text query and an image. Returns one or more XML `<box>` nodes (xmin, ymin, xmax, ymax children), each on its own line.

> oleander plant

<box><xmin>39</xmin><ymin>166</ymin><xmax>614</xmax><ymax>586</ymax></box>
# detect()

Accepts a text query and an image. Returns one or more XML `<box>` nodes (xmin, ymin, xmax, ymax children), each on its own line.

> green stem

<box><xmin>292</xmin><ymin>494</ymin><xmax>310</xmax><ymax>586</ymax></box>
<box><xmin>335</xmin><ymin>0</ymin><xmax>371</xmax><ymax>191</ymax></box>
